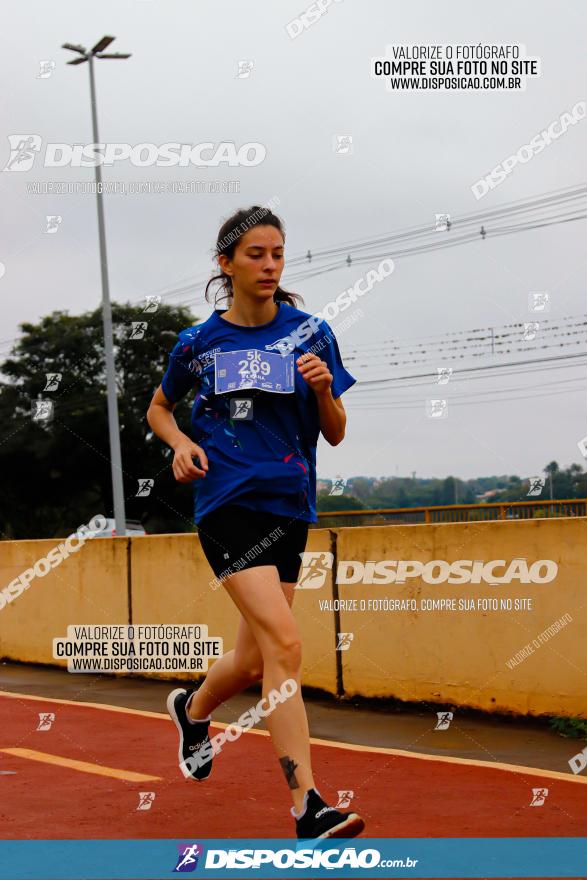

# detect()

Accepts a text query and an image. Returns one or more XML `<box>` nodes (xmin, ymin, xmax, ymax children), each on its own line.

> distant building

<box><xmin>476</xmin><ymin>489</ymin><xmax>500</xmax><ymax>502</ymax></box>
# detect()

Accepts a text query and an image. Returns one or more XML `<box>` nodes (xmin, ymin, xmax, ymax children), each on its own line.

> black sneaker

<box><xmin>166</xmin><ymin>687</ymin><xmax>213</xmax><ymax>782</ymax></box>
<box><xmin>293</xmin><ymin>788</ymin><xmax>365</xmax><ymax>839</ymax></box>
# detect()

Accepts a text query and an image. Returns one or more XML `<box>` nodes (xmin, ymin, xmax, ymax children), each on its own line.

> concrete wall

<box><xmin>0</xmin><ymin>537</ymin><xmax>129</xmax><ymax>667</ymax></box>
<box><xmin>0</xmin><ymin>517</ymin><xmax>585</xmax><ymax>717</ymax></box>
<box><xmin>334</xmin><ymin>518</ymin><xmax>586</xmax><ymax>716</ymax></box>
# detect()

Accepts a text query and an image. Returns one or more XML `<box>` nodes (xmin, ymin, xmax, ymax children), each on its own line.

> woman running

<box><xmin>147</xmin><ymin>205</ymin><xmax>364</xmax><ymax>839</ymax></box>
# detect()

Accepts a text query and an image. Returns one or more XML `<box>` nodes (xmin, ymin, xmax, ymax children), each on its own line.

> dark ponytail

<box><xmin>204</xmin><ymin>204</ymin><xmax>304</xmax><ymax>309</ymax></box>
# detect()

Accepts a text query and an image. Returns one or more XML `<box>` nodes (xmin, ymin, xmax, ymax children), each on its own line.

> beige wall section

<box><xmin>0</xmin><ymin>537</ymin><xmax>129</xmax><ymax>666</ymax></box>
<box><xmin>1</xmin><ymin>519</ymin><xmax>585</xmax><ymax>717</ymax></box>
<box><xmin>334</xmin><ymin>518</ymin><xmax>587</xmax><ymax>717</ymax></box>
<box><xmin>129</xmin><ymin>529</ymin><xmax>338</xmax><ymax>692</ymax></box>
<box><xmin>280</xmin><ymin>528</ymin><xmax>338</xmax><ymax>693</ymax></box>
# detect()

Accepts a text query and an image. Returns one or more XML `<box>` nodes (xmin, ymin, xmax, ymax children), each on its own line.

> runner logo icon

<box><xmin>530</xmin><ymin>787</ymin><xmax>548</xmax><ymax>806</ymax></box>
<box><xmin>173</xmin><ymin>843</ymin><xmax>203</xmax><ymax>872</ymax></box>
<box><xmin>295</xmin><ymin>552</ymin><xmax>334</xmax><ymax>589</ymax></box>
<box><xmin>36</xmin><ymin>712</ymin><xmax>55</xmax><ymax>731</ymax></box>
<box><xmin>336</xmin><ymin>790</ymin><xmax>354</xmax><ymax>808</ymax></box>
<box><xmin>4</xmin><ymin>134</ymin><xmax>42</xmax><ymax>171</ymax></box>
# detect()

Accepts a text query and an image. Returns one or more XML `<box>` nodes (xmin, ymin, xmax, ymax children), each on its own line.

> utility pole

<box><xmin>62</xmin><ymin>36</ymin><xmax>132</xmax><ymax>535</ymax></box>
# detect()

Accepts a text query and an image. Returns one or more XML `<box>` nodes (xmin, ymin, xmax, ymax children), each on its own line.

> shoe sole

<box><xmin>166</xmin><ymin>688</ymin><xmax>212</xmax><ymax>782</ymax></box>
<box><xmin>318</xmin><ymin>813</ymin><xmax>365</xmax><ymax>839</ymax></box>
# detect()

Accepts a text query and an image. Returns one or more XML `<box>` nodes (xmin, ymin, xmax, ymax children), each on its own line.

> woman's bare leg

<box><xmin>185</xmin><ymin>617</ymin><xmax>262</xmax><ymax>719</ymax></box>
<box><xmin>218</xmin><ymin>565</ymin><xmax>315</xmax><ymax>813</ymax></box>
<box><xmin>186</xmin><ymin>580</ymin><xmax>296</xmax><ymax>719</ymax></box>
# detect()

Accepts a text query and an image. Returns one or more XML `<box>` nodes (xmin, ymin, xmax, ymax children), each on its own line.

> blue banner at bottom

<box><xmin>0</xmin><ymin>838</ymin><xmax>585</xmax><ymax>879</ymax></box>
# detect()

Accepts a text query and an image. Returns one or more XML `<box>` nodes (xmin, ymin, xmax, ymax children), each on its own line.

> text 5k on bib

<box><xmin>214</xmin><ymin>348</ymin><xmax>295</xmax><ymax>395</ymax></box>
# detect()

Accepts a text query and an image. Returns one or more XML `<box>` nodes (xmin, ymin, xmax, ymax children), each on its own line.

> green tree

<box><xmin>316</xmin><ymin>492</ymin><xmax>366</xmax><ymax>512</ymax></box>
<box><xmin>0</xmin><ymin>303</ymin><xmax>199</xmax><ymax>539</ymax></box>
<box><xmin>490</xmin><ymin>461</ymin><xmax>587</xmax><ymax>503</ymax></box>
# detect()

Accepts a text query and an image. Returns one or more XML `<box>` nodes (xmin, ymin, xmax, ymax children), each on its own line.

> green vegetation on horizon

<box><xmin>316</xmin><ymin>462</ymin><xmax>587</xmax><ymax>513</ymax></box>
<box><xmin>1</xmin><ymin>304</ymin><xmax>585</xmax><ymax>537</ymax></box>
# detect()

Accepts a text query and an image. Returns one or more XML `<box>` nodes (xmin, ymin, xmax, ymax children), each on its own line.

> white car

<box><xmin>91</xmin><ymin>518</ymin><xmax>147</xmax><ymax>537</ymax></box>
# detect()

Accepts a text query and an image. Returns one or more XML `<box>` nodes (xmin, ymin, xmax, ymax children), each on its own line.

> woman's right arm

<box><xmin>147</xmin><ymin>385</ymin><xmax>209</xmax><ymax>484</ymax></box>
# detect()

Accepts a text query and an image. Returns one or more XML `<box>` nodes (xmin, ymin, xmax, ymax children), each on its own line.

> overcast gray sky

<box><xmin>1</xmin><ymin>0</ymin><xmax>586</xmax><ymax>483</ymax></box>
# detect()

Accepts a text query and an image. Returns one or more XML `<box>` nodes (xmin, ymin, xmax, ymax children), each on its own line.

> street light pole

<box><xmin>62</xmin><ymin>36</ymin><xmax>132</xmax><ymax>536</ymax></box>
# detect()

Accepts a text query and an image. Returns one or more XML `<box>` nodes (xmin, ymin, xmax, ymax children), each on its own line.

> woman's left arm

<box><xmin>297</xmin><ymin>353</ymin><xmax>346</xmax><ymax>446</ymax></box>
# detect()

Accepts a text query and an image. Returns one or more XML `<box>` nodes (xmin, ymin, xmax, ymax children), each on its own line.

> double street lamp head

<box><xmin>61</xmin><ymin>35</ymin><xmax>131</xmax><ymax>65</ymax></box>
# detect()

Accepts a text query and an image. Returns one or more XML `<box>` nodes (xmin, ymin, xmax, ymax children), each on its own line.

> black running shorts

<box><xmin>197</xmin><ymin>504</ymin><xmax>310</xmax><ymax>583</ymax></box>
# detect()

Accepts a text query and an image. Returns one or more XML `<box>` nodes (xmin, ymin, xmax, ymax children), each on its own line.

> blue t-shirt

<box><xmin>160</xmin><ymin>301</ymin><xmax>356</xmax><ymax>524</ymax></box>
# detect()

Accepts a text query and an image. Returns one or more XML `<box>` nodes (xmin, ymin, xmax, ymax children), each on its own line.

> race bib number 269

<box><xmin>214</xmin><ymin>349</ymin><xmax>295</xmax><ymax>394</ymax></box>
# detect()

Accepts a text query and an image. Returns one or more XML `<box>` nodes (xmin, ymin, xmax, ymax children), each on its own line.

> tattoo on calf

<box><xmin>279</xmin><ymin>755</ymin><xmax>300</xmax><ymax>789</ymax></box>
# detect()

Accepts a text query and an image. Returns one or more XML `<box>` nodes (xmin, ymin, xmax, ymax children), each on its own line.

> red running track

<box><xmin>1</xmin><ymin>690</ymin><xmax>586</xmax><ymax>878</ymax></box>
